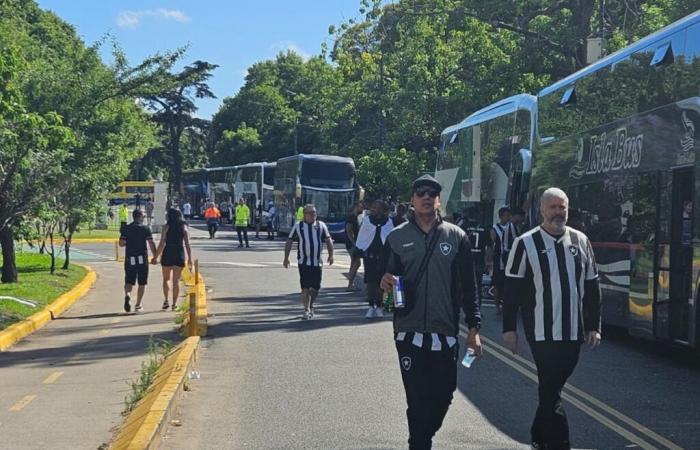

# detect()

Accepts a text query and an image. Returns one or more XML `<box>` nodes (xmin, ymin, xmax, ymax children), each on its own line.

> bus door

<box><xmin>655</xmin><ymin>167</ymin><xmax>693</xmax><ymax>342</ymax></box>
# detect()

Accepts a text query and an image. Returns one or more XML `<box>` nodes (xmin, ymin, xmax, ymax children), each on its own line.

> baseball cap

<box><xmin>412</xmin><ymin>174</ymin><xmax>442</xmax><ymax>193</ymax></box>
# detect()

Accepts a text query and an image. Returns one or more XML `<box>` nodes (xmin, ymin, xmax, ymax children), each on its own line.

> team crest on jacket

<box><xmin>440</xmin><ymin>242</ymin><xmax>452</xmax><ymax>256</ymax></box>
<box><xmin>401</xmin><ymin>356</ymin><xmax>412</xmax><ymax>371</ymax></box>
<box><xmin>569</xmin><ymin>245</ymin><xmax>579</xmax><ymax>256</ymax></box>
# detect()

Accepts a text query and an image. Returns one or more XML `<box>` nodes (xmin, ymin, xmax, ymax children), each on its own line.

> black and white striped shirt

<box><xmin>503</xmin><ymin>226</ymin><xmax>601</xmax><ymax>342</ymax></box>
<box><xmin>492</xmin><ymin>222</ymin><xmax>518</xmax><ymax>269</ymax></box>
<box><xmin>289</xmin><ymin>220</ymin><xmax>331</xmax><ymax>267</ymax></box>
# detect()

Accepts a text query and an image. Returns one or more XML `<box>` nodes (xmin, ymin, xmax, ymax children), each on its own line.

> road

<box><xmin>0</xmin><ymin>243</ymin><xmax>180</xmax><ymax>450</ymax></box>
<box><xmin>158</xmin><ymin>223</ymin><xmax>700</xmax><ymax>450</ymax></box>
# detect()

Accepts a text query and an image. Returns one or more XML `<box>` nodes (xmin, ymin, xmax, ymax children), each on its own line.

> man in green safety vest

<box><xmin>235</xmin><ymin>198</ymin><xmax>250</xmax><ymax>248</ymax></box>
<box><xmin>119</xmin><ymin>203</ymin><xmax>130</xmax><ymax>233</ymax></box>
<box><xmin>296</xmin><ymin>203</ymin><xmax>304</xmax><ymax>223</ymax></box>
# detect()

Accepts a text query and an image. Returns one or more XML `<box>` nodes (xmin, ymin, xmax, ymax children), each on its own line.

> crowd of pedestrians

<box><xmin>114</xmin><ymin>176</ymin><xmax>601</xmax><ymax>450</ymax></box>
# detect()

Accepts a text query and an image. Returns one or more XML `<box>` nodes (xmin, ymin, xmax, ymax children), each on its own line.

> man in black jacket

<box><xmin>381</xmin><ymin>174</ymin><xmax>481</xmax><ymax>450</ymax></box>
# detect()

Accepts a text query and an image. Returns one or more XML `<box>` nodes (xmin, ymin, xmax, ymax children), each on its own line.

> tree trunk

<box><xmin>0</xmin><ymin>226</ymin><xmax>18</xmax><ymax>283</ymax></box>
<box><xmin>62</xmin><ymin>228</ymin><xmax>74</xmax><ymax>270</ymax></box>
<box><xmin>49</xmin><ymin>232</ymin><xmax>56</xmax><ymax>275</ymax></box>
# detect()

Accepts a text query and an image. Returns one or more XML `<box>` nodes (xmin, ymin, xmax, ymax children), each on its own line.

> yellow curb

<box><xmin>0</xmin><ymin>264</ymin><xmax>96</xmax><ymax>352</ymax></box>
<box><xmin>180</xmin><ymin>264</ymin><xmax>207</xmax><ymax>337</ymax></box>
<box><xmin>70</xmin><ymin>238</ymin><xmax>119</xmax><ymax>244</ymax></box>
<box><xmin>111</xmin><ymin>336</ymin><xmax>200</xmax><ymax>450</ymax></box>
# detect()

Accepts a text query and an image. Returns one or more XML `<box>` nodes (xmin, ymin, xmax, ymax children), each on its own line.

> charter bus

<box><xmin>274</xmin><ymin>154</ymin><xmax>360</xmax><ymax>239</ymax></box>
<box><xmin>182</xmin><ymin>169</ymin><xmax>208</xmax><ymax>216</ymax></box>
<box><xmin>435</xmin><ymin>94</ymin><xmax>537</xmax><ymax>230</ymax></box>
<box><xmin>531</xmin><ymin>11</ymin><xmax>700</xmax><ymax>350</ymax></box>
<box><xmin>232</xmin><ymin>162</ymin><xmax>276</xmax><ymax>224</ymax></box>
<box><xmin>109</xmin><ymin>181</ymin><xmax>155</xmax><ymax>206</ymax></box>
<box><xmin>181</xmin><ymin>166</ymin><xmax>237</xmax><ymax>216</ymax></box>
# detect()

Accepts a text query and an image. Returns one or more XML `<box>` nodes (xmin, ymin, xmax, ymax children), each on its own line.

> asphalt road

<box><xmin>159</xmin><ymin>222</ymin><xmax>700</xmax><ymax>450</ymax></box>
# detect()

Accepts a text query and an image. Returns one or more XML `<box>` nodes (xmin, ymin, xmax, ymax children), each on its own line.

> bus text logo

<box><xmin>569</xmin><ymin>128</ymin><xmax>643</xmax><ymax>180</ymax></box>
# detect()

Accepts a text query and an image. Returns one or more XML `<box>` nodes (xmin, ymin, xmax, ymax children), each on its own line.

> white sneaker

<box><xmin>302</xmin><ymin>311</ymin><xmax>310</xmax><ymax>320</ymax></box>
<box><xmin>374</xmin><ymin>306</ymin><xmax>384</xmax><ymax>318</ymax></box>
<box><xmin>365</xmin><ymin>306</ymin><xmax>375</xmax><ymax>319</ymax></box>
<box><xmin>308</xmin><ymin>308</ymin><xmax>314</xmax><ymax>318</ymax></box>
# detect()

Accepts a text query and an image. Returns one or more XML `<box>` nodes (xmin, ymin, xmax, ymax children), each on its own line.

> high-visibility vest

<box><xmin>235</xmin><ymin>205</ymin><xmax>250</xmax><ymax>226</ymax></box>
<box><xmin>204</xmin><ymin>207</ymin><xmax>221</xmax><ymax>220</ymax></box>
<box><xmin>119</xmin><ymin>206</ymin><xmax>129</xmax><ymax>222</ymax></box>
<box><xmin>296</xmin><ymin>206</ymin><xmax>304</xmax><ymax>222</ymax></box>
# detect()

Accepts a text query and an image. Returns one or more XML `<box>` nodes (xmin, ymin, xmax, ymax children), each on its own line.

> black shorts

<box><xmin>298</xmin><ymin>265</ymin><xmax>322</xmax><ymax>290</ymax></box>
<box><xmin>124</xmin><ymin>256</ymin><xmax>149</xmax><ymax>286</ymax></box>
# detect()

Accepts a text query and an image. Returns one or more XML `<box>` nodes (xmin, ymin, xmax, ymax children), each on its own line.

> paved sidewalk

<box><xmin>0</xmin><ymin>257</ymin><xmax>182</xmax><ymax>450</ymax></box>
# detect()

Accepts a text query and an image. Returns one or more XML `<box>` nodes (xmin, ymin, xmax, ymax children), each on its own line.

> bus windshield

<box><xmin>300</xmin><ymin>159</ymin><xmax>354</xmax><ymax>189</ymax></box>
<box><xmin>303</xmin><ymin>189</ymin><xmax>354</xmax><ymax>223</ymax></box>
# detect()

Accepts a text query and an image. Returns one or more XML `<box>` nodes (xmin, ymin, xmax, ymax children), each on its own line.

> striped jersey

<box><xmin>504</xmin><ymin>226</ymin><xmax>600</xmax><ymax>342</ymax></box>
<box><xmin>395</xmin><ymin>331</ymin><xmax>457</xmax><ymax>351</ymax></box>
<box><xmin>492</xmin><ymin>222</ymin><xmax>518</xmax><ymax>269</ymax></box>
<box><xmin>289</xmin><ymin>220</ymin><xmax>331</xmax><ymax>267</ymax></box>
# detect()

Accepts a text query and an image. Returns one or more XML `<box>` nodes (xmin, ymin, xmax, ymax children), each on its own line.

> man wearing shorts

<box><xmin>119</xmin><ymin>209</ymin><xmax>157</xmax><ymax>312</ymax></box>
<box><xmin>283</xmin><ymin>204</ymin><xmax>334</xmax><ymax>320</ymax></box>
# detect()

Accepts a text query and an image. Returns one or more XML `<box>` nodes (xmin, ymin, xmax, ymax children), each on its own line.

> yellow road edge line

<box><xmin>42</xmin><ymin>371</ymin><xmax>64</xmax><ymax>385</ymax></box>
<box><xmin>9</xmin><ymin>395</ymin><xmax>36</xmax><ymax>412</ymax></box>
<box><xmin>476</xmin><ymin>332</ymin><xmax>683</xmax><ymax>450</ymax></box>
<box><xmin>0</xmin><ymin>265</ymin><xmax>96</xmax><ymax>352</ymax></box>
<box><xmin>459</xmin><ymin>328</ymin><xmax>660</xmax><ymax>450</ymax></box>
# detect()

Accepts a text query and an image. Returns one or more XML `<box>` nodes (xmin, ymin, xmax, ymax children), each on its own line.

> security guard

<box><xmin>503</xmin><ymin>187</ymin><xmax>601</xmax><ymax>450</ymax></box>
<box><xmin>235</xmin><ymin>198</ymin><xmax>251</xmax><ymax>248</ymax></box>
<box><xmin>381</xmin><ymin>174</ymin><xmax>481</xmax><ymax>449</ymax></box>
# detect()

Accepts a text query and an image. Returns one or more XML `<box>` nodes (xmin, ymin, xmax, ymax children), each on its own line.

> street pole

<box><xmin>294</xmin><ymin>117</ymin><xmax>299</xmax><ymax>155</ymax></box>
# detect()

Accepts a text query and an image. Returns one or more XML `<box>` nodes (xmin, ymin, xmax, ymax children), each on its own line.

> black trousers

<box><xmin>396</xmin><ymin>339</ymin><xmax>458</xmax><ymax>450</ymax></box>
<box><xmin>236</xmin><ymin>226</ymin><xmax>249</xmax><ymax>246</ymax></box>
<box><xmin>528</xmin><ymin>341</ymin><xmax>581</xmax><ymax>450</ymax></box>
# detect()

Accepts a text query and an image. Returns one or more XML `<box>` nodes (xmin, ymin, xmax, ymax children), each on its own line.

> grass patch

<box><xmin>71</xmin><ymin>227</ymin><xmax>121</xmax><ymax>240</ymax></box>
<box><xmin>123</xmin><ymin>337</ymin><xmax>174</xmax><ymax>415</ymax></box>
<box><xmin>0</xmin><ymin>253</ymin><xmax>86</xmax><ymax>330</ymax></box>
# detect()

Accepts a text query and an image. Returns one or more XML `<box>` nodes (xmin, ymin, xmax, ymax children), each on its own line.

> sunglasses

<box><xmin>414</xmin><ymin>187</ymin><xmax>439</xmax><ymax>198</ymax></box>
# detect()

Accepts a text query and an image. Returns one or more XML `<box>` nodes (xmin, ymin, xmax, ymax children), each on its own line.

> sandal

<box><xmin>171</xmin><ymin>303</ymin><xmax>177</xmax><ymax>311</ymax></box>
<box><xmin>162</xmin><ymin>300</ymin><xmax>170</xmax><ymax>310</ymax></box>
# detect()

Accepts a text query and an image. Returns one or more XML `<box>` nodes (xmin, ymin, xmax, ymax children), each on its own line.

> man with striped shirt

<box><xmin>503</xmin><ymin>187</ymin><xmax>601</xmax><ymax>450</ymax></box>
<box><xmin>381</xmin><ymin>174</ymin><xmax>481</xmax><ymax>450</ymax></box>
<box><xmin>489</xmin><ymin>205</ymin><xmax>514</xmax><ymax>314</ymax></box>
<box><xmin>283</xmin><ymin>204</ymin><xmax>334</xmax><ymax>320</ymax></box>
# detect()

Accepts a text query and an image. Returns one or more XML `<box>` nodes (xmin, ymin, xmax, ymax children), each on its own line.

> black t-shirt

<box><xmin>121</xmin><ymin>222</ymin><xmax>153</xmax><ymax>257</ymax></box>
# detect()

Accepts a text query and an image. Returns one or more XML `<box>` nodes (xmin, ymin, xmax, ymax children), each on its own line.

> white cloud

<box><xmin>116</xmin><ymin>8</ymin><xmax>190</xmax><ymax>28</ymax></box>
<box><xmin>270</xmin><ymin>42</ymin><xmax>311</xmax><ymax>61</ymax></box>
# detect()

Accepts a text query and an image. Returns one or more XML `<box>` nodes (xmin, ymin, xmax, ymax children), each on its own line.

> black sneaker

<box><xmin>124</xmin><ymin>295</ymin><xmax>131</xmax><ymax>313</ymax></box>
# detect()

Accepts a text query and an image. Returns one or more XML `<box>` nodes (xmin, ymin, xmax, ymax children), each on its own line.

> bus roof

<box><xmin>539</xmin><ymin>10</ymin><xmax>700</xmax><ymax>97</ymax></box>
<box><xmin>277</xmin><ymin>154</ymin><xmax>355</xmax><ymax>167</ymax></box>
<box><xmin>440</xmin><ymin>94</ymin><xmax>537</xmax><ymax>138</ymax></box>
<box><xmin>235</xmin><ymin>162</ymin><xmax>276</xmax><ymax>169</ymax></box>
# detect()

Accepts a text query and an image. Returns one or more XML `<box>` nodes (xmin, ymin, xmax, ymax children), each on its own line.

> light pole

<box><xmin>285</xmin><ymin>89</ymin><xmax>300</xmax><ymax>155</ymax></box>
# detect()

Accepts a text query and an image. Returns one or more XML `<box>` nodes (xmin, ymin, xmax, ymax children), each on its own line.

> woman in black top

<box><xmin>154</xmin><ymin>208</ymin><xmax>193</xmax><ymax>310</ymax></box>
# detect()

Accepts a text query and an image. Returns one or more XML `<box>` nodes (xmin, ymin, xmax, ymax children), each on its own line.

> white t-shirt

<box><xmin>183</xmin><ymin>203</ymin><xmax>192</xmax><ymax>215</ymax></box>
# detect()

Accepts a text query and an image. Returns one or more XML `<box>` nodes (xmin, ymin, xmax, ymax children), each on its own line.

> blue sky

<box><xmin>35</xmin><ymin>0</ymin><xmax>367</xmax><ymax>119</ymax></box>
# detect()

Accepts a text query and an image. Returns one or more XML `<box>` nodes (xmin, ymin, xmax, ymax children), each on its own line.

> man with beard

<box><xmin>503</xmin><ymin>187</ymin><xmax>601</xmax><ymax>450</ymax></box>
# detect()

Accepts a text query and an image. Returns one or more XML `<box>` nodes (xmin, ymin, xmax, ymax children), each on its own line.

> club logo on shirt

<box><xmin>401</xmin><ymin>356</ymin><xmax>412</xmax><ymax>371</ymax></box>
<box><xmin>569</xmin><ymin>245</ymin><xmax>579</xmax><ymax>256</ymax></box>
<box><xmin>440</xmin><ymin>242</ymin><xmax>452</xmax><ymax>256</ymax></box>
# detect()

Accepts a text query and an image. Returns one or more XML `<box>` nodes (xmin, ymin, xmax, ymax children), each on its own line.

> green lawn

<box><xmin>71</xmin><ymin>227</ymin><xmax>121</xmax><ymax>240</ymax></box>
<box><xmin>0</xmin><ymin>253</ymin><xmax>86</xmax><ymax>330</ymax></box>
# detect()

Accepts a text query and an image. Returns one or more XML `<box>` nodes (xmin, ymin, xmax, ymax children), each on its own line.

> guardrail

<box><xmin>180</xmin><ymin>260</ymin><xmax>207</xmax><ymax>337</ymax></box>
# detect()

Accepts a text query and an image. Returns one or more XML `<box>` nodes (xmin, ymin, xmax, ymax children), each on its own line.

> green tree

<box><xmin>143</xmin><ymin>60</ymin><xmax>219</xmax><ymax>197</ymax></box>
<box><xmin>0</xmin><ymin>47</ymin><xmax>74</xmax><ymax>282</ymax></box>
